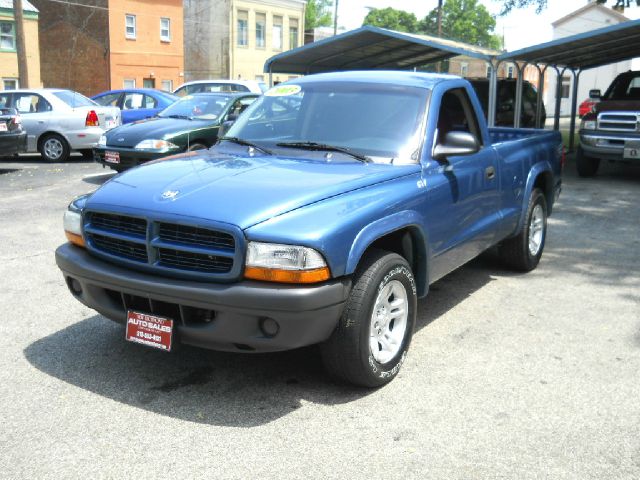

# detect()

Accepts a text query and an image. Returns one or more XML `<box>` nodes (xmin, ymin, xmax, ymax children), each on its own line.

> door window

<box><xmin>123</xmin><ymin>93</ymin><xmax>144</xmax><ymax>109</ymax></box>
<box><xmin>14</xmin><ymin>94</ymin><xmax>51</xmax><ymax>114</ymax></box>
<box><xmin>94</xmin><ymin>92</ymin><xmax>121</xmax><ymax>107</ymax></box>
<box><xmin>436</xmin><ymin>88</ymin><xmax>481</xmax><ymax>146</ymax></box>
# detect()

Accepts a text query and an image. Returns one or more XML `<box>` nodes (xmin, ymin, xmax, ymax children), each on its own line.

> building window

<box><xmin>0</xmin><ymin>21</ymin><xmax>16</xmax><ymax>50</ymax></box>
<box><xmin>125</xmin><ymin>15</ymin><xmax>136</xmax><ymax>39</ymax></box>
<box><xmin>143</xmin><ymin>78</ymin><xmax>155</xmax><ymax>88</ymax></box>
<box><xmin>160</xmin><ymin>18</ymin><xmax>171</xmax><ymax>42</ymax></box>
<box><xmin>273</xmin><ymin>16</ymin><xmax>283</xmax><ymax>50</ymax></box>
<box><xmin>460</xmin><ymin>62</ymin><xmax>468</xmax><ymax>77</ymax></box>
<box><xmin>161</xmin><ymin>79</ymin><xmax>173</xmax><ymax>91</ymax></box>
<box><xmin>237</xmin><ymin>10</ymin><xmax>248</xmax><ymax>46</ymax></box>
<box><xmin>289</xmin><ymin>18</ymin><xmax>299</xmax><ymax>49</ymax></box>
<box><xmin>123</xmin><ymin>79</ymin><xmax>136</xmax><ymax>88</ymax></box>
<box><xmin>486</xmin><ymin>65</ymin><xmax>492</xmax><ymax>78</ymax></box>
<box><xmin>255</xmin><ymin>13</ymin><xmax>266</xmax><ymax>48</ymax></box>
<box><xmin>507</xmin><ymin>65</ymin><xmax>514</xmax><ymax>79</ymax></box>
<box><xmin>2</xmin><ymin>78</ymin><xmax>18</xmax><ymax>90</ymax></box>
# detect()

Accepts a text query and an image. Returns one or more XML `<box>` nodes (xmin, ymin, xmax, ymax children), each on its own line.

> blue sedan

<box><xmin>91</xmin><ymin>89</ymin><xmax>178</xmax><ymax>124</ymax></box>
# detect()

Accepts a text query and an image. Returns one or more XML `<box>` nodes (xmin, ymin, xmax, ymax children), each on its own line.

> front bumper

<box><xmin>93</xmin><ymin>146</ymin><xmax>178</xmax><ymax>170</ymax></box>
<box><xmin>580</xmin><ymin>130</ymin><xmax>640</xmax><ymax>161</ymax></box>
<box><xmin>55</xmin><ymin>243</ymin><xmax>350</xmax><ymax>353</ymax></box>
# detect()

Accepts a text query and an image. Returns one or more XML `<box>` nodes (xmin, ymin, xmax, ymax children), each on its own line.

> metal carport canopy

<box><xmin>264</xmin><ymin>25</ymin><xmax>499</xmax><ymax>75</ymax></box>
<box><xmin>497</xmin><ymin>19</ymin><xmax>640</xmax><ymax>151</ymax></box>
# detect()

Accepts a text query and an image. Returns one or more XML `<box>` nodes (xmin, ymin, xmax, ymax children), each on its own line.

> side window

<box><xmin>436</xmin><ymin>88</ymin><xmax>481</xmax><ymax>146</ymax></box>
<box><xmin>94</xmin><ymin>92</ymin><xmax>121</xmax><ymax>107</ymax></box>
<box><xmin>0</xmin><ymin>93</ymin><xmax>10</xmax><ymax>108</ymax></box>
<box><xmin>143</xmin><ymin>95</ymin><xmax>157</xmax><ymax>109</ymax></box>
<box><xmin>14</xmin><ymin>93</ymin><xmax>51</xmax><ymax>114</ymax></box>
<box><xmin>123</xmin><ymin>93</ymin><xmax>144</xmax><ymax>110</ymax></box>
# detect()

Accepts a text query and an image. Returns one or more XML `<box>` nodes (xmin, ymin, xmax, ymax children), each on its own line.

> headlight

<box><xmin>134</xmin><ymin>139</ymin><xmax>179</xmax><ymax>150</ymax></box>
<box><xmin>244</xmin><ymin>241</ymin><xmax>330</xmax><ymax>284</ymax></box>
<box><xmin>581</xmin><ymin>120</ymin><xmax>596</xmax><ymax>130</ymax></box>
<box><xmin>63</xmin><ymin>194</ymin><xmax>89</xmax><ymax>248</ymax></box>
<box><xmin>98</xmin><ymin>135</ymin><xmax>107</xmax><ymax>146</ymax></box>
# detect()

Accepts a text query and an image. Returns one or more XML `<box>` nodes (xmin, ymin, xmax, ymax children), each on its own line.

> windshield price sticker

<box><xmin>126</xmin><ymin>311</ymin><xmax>173</xmax><ymax>351</ymax></box>
<box><xmin>265</xmin><ymin>85</ymin><xmax>301</xmax><ymax>97</ymax></box>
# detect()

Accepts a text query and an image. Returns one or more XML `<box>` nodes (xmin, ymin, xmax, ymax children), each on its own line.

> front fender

<box><xmin>346</xmin><ymin>211</ymin><xmax>429</xmax><ymax>297</ymax></box>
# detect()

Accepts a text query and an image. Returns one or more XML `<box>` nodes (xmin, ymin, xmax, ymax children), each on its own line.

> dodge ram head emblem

<box><xmin>161</xmin><ymin>190</ymin><xmax>179</xmax><ymax>200</ymax></box>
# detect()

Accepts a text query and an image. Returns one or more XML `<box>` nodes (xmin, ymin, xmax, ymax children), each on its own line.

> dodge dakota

<box><xmin>56</xmin><ymin>71</ymin><xmax>563</xmax><ymax>387</ymax></box>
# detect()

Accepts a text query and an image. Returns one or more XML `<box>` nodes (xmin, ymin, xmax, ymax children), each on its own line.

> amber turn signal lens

<box><xmin>244</xmin><ymin>266</ymin><xmax>330</xmax><ymax>284</ymax></box>
<box><xmin>65</xmin><ymin>231</ymin><xmax>86</xmax><ymax>248</ymax></box>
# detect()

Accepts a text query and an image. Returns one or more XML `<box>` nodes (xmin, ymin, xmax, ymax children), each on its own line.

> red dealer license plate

<box><xmin>126</xmin><ymin>311</ymin><xmax>173</xmax><ymax>352</ymax></box>
<box><xmin>105</xmin><ymin>151</ymin><xmax>120</xmax><ymax>164</ymax></box>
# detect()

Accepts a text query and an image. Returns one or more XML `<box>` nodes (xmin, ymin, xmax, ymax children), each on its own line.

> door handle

<box><xmin>485</xmin><ymin>166</ymin><xmax>496</xmax><ymax>180</ymax></box>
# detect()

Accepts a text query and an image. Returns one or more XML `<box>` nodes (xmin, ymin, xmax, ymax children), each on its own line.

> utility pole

<box><xmin>333</xmin><ymin>0</ymin><xmax>339</xmax><ymax>36</ymax></box>
<box><xmin>12</xmin><ymin>0</ymin><xmax>29</xmax><ymax>88</ymax></box>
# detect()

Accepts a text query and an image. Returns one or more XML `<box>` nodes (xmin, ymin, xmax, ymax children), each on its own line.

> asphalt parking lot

<box><xmin>0</xmin><ymin>153</ymin><xmax>638</xmax><ymax>479</ymax></box>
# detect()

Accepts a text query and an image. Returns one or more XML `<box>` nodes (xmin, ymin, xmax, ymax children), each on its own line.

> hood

<box><xmin>595</xmin><ymin>100</ymin><xmax>640</xmax><ymax>114</ymax></box>
<box><xmin>86</xmin><ymin>150</ymin><xmax>419</xmax><ymax>230</ymax></box>
<box><xmin>105</xmin><ymin>117</ymin><xmax>212</xmax><ymax>147</ymax></box>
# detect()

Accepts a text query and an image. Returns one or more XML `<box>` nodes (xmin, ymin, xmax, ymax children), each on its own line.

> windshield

<box><xmin>54</xmin><ymin>90</ymin><xmax>97</xmax><ymax>108</ymax></box>
<box><xmin>226</xmin><ymin>82</ymin><xmax>429</xmax><ymax>163</ymax></box>
<box><xmin>604</xmin><ymin>73</ymin><xmax>640</xmax><ymax>101</ymax></box>
<box><xmin>158</xmin><ymin>94</ymin><xmax>232</xmax><ymax>120</ymax></box>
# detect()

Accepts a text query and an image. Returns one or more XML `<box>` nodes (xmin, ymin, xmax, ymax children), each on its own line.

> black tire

<box><xmin>320</xmin><ymin>249</ymin><xmax>417</xmax><ymax>388</ymax></box>
<box><xmin>111</xmin><ymin>165</ymin><xmax>126</xmax><ymax>173</ymax></box>
<box><xmin>576</xmin><ymin>146</ymin><xmax>600</xmax><ymax>177</ymax></box>
<box><xmin>187</xmin><ymin>142</ymin><xmax>207</xmax><ymax>151</ymax></box>
<box><xmin>39</xmin><ymin>133</ymin><xmax>70</xmax><ymax>163</ymax></box>
<box><xmin>499</xmin><ymin>188</ymin><xmax>547</xmax><ymax>272</ymax></box>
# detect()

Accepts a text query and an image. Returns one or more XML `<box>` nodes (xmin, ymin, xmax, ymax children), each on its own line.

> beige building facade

<box><xmin>0</xmin><ymin>0</ymin><xmax>41</xmax><ymax>90</ymax></box>
<box><xmin>184</xmin><ymin>0</ymin><xmax>305</xmax><ymax>84</ymax></box>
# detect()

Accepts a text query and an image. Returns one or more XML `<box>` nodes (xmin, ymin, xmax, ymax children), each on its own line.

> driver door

<box><xmin>425</xmin><ymin>87</ymin><xmax>501</xmax><ymax>281</ymax></box>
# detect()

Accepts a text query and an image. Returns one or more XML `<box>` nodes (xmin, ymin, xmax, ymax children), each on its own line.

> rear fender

<box><xmin>515</xmin><ymin>162</ymin><xmax>553</xmax><ymax>233</ymax></box>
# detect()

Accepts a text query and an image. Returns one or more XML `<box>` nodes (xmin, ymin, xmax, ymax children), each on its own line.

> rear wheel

<box><xmin>576</xmin><ymin>146</ymin><xmax>600</xmax><ymax>177</ymax></box>
<box><xmin>499</xmin><ymin>188</ymin><xmax>547</xmax><ymax>272</ymax></box>
<box><xmin>320</xmin><ymin>250</ymin><xmax>417</xmax><ymax>388</ymax></box>
<box><xmin>40</xmin><ymin>134</ymin><xmax>70</xmax><ymax>163</ymax></box>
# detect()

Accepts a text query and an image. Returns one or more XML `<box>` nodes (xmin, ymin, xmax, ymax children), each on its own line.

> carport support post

<box><xmin>487</xmin><ymin>59</ymin><xmax>500</xmax><ymax>127</ymax></box>
<box><xmin>535</xmin><ymin>64</ymin><xmax>547</xmax><ymax>129</ymax></box>
<box><xmin>553</xmin><ymin>66</ymin><xmax>566</xmax><ymax>131</ymax></box>
<box><xmin>568</xmin><ymin>69</ymin><xmax>581</xmax><ymax>153</ymax></box>
<box><xmin>513</xmin><ymin>63</ymin><xmax>525</xmax><ymax>129</ymax></box>
<box><xmin>268</xmin><ymin>67</ymin><xmax>273</xmax><ymax>88</ymax></box>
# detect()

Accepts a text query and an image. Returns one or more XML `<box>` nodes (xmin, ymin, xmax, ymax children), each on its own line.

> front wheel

<box><xmin>320</xmin><ymin>250</ymin><xmax>417</xmax><ymax>388</ymax></box>
<box><xmin>498</xmin><ymin>188</ymin><xmax>547</xmax><ymax>272</ymax></box>
<box><xmin>576</xmin><ymin>146</ymin><xmax>600</xmax><ymax>177</ymax></box>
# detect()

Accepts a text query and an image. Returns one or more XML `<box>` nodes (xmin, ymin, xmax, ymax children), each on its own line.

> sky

<box><xmin>337</xmin><ymin>0</ymin><xmax>640</xmax><ymax>52</ymax></box>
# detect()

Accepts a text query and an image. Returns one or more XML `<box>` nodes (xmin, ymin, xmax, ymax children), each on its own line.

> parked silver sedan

<box><xmin>0</xmin><ymin>89</ymin><xmax>121</xmax><ymax>162</ymax></box>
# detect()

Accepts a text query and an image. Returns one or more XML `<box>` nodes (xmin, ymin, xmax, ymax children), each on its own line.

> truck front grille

<box><xmin>84</xmin><ymin>210</ymin><xmax>242</xmax><ymax>281</ymax></box>
<box><xmin>598</xmin><ymin>112</ymin><xmax>639</xmax><ymax>132</ymax></box>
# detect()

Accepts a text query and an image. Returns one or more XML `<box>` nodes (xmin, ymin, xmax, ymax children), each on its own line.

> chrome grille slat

<box><xmin>598</xmin><ymin>112</ymin><xmax>639</xmax><ymax>132</ymax></box>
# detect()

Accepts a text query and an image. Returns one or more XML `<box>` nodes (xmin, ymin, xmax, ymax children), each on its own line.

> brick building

<box><xmin>30</xmin><ymin>0</ymin><xmax>183</xmax><ymax>96</ymax></box>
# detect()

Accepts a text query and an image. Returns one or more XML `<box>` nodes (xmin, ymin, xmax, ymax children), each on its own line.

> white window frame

<box><xmin>161</xmin><ymin>79</ymin><xmax>173</xmax><ymax>91</ymax></box>
<box><xmin>123</xmin><ymin>78</ymin><xmax>136</xmax><ymax>89</ymax></box>
<box><xmin>0</xmin><ymin>21</ymin><xmax>16</xmax><ymax>51</ymax></box>
<box><xmin>460</xmin><ymin>62</ymin><xmax>469</xmax><ymax>77</ymax></box>
<box><xmin>255</xmin><ymin>13</ymin><xmax>266</xmax><ymax>49</ymax></box>
<box><xmin>237</xmin><ymin>10</ymin><xmax>248</xmax><ymax>47</ymax></box>
<box><xmin>125</xmin><ymin>14</ymin><xmax>136</xmax><ymax>39</ymax></box>
<box><xmin>2</xmin><ymin>78</ymin><xmax>18</xmax><ymax>90</ymax></box>
<box><xmin>507</xmin><ymin>65</ymin><xmax>514</xmax><ymax>79</ymax></box>
<box><xmin>160</xmin><ymin>17</ymin><xmax>171</xmax><ymax>42</ymax></box>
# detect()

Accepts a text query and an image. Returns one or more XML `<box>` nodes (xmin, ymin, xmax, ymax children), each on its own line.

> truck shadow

<box><xmin>24</xmin><ymin>256</ymin><xmax>505</xmax><ymax>428</ymax></box>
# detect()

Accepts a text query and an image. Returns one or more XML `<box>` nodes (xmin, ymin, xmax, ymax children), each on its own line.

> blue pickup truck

<box><xmin>56</xmin><ymin>71</ymin><xmax>562</xmax><ymax>387</ymax></box>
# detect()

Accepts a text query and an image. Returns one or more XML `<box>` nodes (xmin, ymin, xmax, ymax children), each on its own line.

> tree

<box><xmin>496</xmin><ymin>0</ymin><xmax>547</xmax><ymax>15</ymax></box>
<box><xmin>305</xmin><ymin>0</ymin><xmax>333</xmax><ymax>31</ymax></box>
<box><xmin>362</xmin><ymin>7</ymin><xmax>419</xmax><ymax>33</ymax></box>
<box><xmin>421</xmin><ymin>0</ymin><xmax>502</xmax><ymax>49</ymax></box>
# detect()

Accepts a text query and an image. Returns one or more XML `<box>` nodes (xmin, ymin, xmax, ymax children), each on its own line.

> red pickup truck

<box><xmin>578</xmin><ymin>71</ymin><xmax>640</xmax><ymax>176</ymax></box>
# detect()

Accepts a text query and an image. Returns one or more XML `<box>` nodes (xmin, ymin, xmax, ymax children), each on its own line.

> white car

<box><xmin>0</xmin><ymin>89</ymin><xmax>121</xmax><ymax>162</ymax></box>
<box><xmin>173</xmin><ymin>79</ymin><xmax>266</xmax><ymax>96</ymax></box>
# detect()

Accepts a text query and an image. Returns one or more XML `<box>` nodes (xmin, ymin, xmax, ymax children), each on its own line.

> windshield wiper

<box><xmin>219</xmin><ymin>136</ymin><xmax>272</xmax><ymax>155</ymax></box>
<box><xmin>164</xmin><ymin>114</ymin><xmax>192</xmax><ymax>120</ymax></box>
<box><xmin>276</xmin><ymin>142</ymin><xmax>371</xmax><ymax>163</ymax></box>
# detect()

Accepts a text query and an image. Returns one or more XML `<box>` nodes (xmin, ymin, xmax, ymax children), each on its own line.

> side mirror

<box><xmin>433</xmin><ymin>131</ymin><xmax>480</xmax><ymax>161</ymax></box>
<box><xmin>589</xmin><ymin>89</ymin><xmax>601</xmax><ymax>100</ymax></box>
